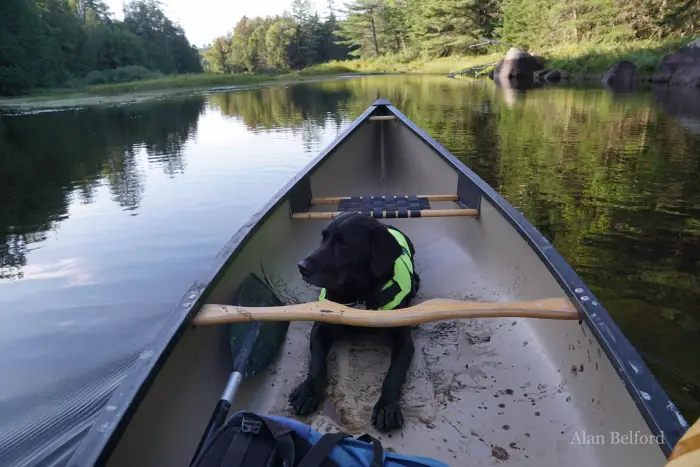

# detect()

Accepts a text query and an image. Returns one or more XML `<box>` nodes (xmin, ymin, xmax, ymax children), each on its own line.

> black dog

<box><xmin>290</xmin><ymin>212</ymin><xmax>419</xmax><ymax>432</ymax></box>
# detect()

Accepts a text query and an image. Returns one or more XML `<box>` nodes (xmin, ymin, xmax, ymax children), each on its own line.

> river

<box><xmin>1</xmin><ymin>75</ymin><xmax>699</xmax><ymax>465</ymax></box>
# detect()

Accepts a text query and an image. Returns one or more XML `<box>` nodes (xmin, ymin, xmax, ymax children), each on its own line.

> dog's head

<box><xmin>298</xmin><ymin>212</ymin><xmax>403</xmax><ymax>296</ymax></box>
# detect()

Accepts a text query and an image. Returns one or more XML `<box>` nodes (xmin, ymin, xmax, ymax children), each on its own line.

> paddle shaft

<box><xmin>190</xmin><ymin>321</ymin><xmax>261</xmax><ymax>464</ymax></box>
<box><xmin>193</xmin><ymin>297</ymin><xmax>579</xmax><ymax>327</ymax></box>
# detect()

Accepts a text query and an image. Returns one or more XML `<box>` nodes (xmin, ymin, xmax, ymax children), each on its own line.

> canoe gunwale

<box><xmin>66</xmin><ymin>103</ymin><xmax>380</xmax><ymax>467</ymax></box>
<box><xmin>67</xmin><ymin>98</ymin><xmax>687</xmax><ymax>466</ymax></box>
<box><xmin>386</xmin><ymin>101</ymin><xmax>688</xmax><ymax>456</ymax></box>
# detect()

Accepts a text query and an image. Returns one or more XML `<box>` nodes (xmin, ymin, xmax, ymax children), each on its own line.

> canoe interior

<box><xmin>105</xmin><ymin>115</ymin><xmax>667</xmax><ymax>466</ymax></box>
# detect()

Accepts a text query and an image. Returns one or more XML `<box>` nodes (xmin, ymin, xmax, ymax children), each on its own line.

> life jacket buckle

<box><xmin>240</xmin><ymin>417</ymin><xmax>263</xmax><ymax>434</ymax></box>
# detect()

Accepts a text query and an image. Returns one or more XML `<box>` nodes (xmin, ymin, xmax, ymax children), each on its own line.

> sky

<box><xmin>105</xmin><ymin>0</ymin><xmax>327</xmax><ymax>47</ymax></box>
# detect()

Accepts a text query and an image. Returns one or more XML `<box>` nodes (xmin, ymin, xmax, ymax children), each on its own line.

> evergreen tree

<box><xmin>336</xmin><ymin>0</ymin><xmax>385</xmax><ymax>57</ymax></box>
<box><xmin>0</xmin><ymin>0</ymin><xmax>46</xmax><ymax>94</ymax></box>
<box><xmin>497</xmin><ymin>0</ymin><xmax>552</xmax><ymax>49</ymax></box>
<box><xmin>291</xmin><ymin>0</ymin><xmax>314</xmax><ymax>67</ymax></box>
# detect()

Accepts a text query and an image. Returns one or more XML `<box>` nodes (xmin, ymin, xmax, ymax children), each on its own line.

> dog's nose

<box><xmin>298</xmin><ymin>260</ymin><xmax>311</xmax><ymax>277</ymax></box>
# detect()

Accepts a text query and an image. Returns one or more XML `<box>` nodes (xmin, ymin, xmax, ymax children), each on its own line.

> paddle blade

<box><xmin>228</xmin><ymin>273</ymin><xmax>289</xmax><ymax>377</ymax></box>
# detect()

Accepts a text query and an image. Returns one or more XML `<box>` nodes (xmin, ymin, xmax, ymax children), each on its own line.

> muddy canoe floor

<box><xmin>233</xmin><ymin>238</ymin><xmax>601</xmax><ymax>466</ymax></box>
<box><xmin>233</xmin><ymin>315</ymin><xmax>598</xmax><ymax>466</ymax></box>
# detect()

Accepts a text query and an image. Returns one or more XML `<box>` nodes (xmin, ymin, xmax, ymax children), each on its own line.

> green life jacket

<box><xmin>319</xmin><ymin>227</ymin><xmax>415</xmax><ymax>310</ymax></box>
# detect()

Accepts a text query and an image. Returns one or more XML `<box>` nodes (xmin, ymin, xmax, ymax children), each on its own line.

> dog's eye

<box><xmin>321</xmin><ymin>230</ymin><xmax>329</xmax><ymax>241</ymax></box>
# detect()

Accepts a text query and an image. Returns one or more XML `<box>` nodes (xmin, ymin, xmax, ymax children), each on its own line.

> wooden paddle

<box><xmin>190</xmin><ymin>274</ymin><xmax>289</xmax><ymax>465</ymax></box>
<box><xmin>193</xmin><ymin>297</ymin><xmax>579</xmax><ymax>327</ymax></box>
<box><xmin>666</xmin><ymin>418</ymin><xmax>700</xmax><ymax>467</ymax></box>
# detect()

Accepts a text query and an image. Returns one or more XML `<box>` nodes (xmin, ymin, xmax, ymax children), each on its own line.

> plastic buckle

<box><xmin>241</xmin><ymin>417</ymin><xmax>262</xmax><ymax>434</ymax></box>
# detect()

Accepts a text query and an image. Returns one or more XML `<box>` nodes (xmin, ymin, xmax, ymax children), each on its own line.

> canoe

<box><xmin>68</xmin><ymin>99</ymin><xmax>689</xmax><ymax>467</ymax></box>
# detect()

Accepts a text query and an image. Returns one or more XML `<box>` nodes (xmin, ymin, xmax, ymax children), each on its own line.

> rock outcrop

<box><xmin>651</xmin><ymin>39</ymin><xmax>700</xmax><ymax>87</ymax></box>
<box><xmin>602</xmin><ymin>61</ymin><xmax>637</xmax><ymax>89</ymax></box>
<box><xmin>489</xmin><ymin>48</ymin><xmax>544</xmax><ymax>81</ymax></box>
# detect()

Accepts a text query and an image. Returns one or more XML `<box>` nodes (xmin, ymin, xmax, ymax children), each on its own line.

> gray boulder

<box><xmin>602</xmin><ymin>61</ymin><xmax>637</xmax><ymax>89</ymax></box>
<box><xmin>651</xmin><ymin>38</ymin><xmax>700</xmax><ymax>87</ymax></box>
<box><xmin>490</xmin><ymin>48</ymin><xmax>544</xmax><ymax>81</ymax></box>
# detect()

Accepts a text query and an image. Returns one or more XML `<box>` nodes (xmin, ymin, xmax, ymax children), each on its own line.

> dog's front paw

<box><xmin>288</xmin><ymin>378</ymin><xmax>323</xmax><ymax>416</ymax></box>
<box><xmin>371</xmin><ymin>399</ymin><xmax>404</xmax><ymax>432</ymax></box>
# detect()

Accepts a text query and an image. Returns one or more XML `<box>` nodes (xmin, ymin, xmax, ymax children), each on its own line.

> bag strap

<box><xmin>297</xmin><ymin>433</ymin><xmax>350</xmax><ymax>467</ymax></box>
<box><xmin>259</xmin><ymin>416</ymin><xmax>296</xmax><ymax>465</ymax></box>
<box><xmin>356</xmin><ymin>434</ymin><xmax>384</xmax><ymax>467</ymax></box>
<box><xmin>221</xmin><ymin>431</ymin><xmax>259</xmax><ymax>467</ymax></box>
<box><xmin>217</xmin><ymin>414</ymin><xmax>296</xmax><ymax>467</ymax></box>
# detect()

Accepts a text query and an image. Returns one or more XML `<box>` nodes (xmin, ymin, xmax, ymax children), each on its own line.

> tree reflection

<box><xmin>0</xmin><ymin>95</ymin><xmax>205</xmax><ymax>279</ymax></box>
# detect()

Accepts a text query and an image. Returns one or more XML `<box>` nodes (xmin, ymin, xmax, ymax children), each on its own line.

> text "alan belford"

<box><xmin>571</xmin><ymin>431</ymin><xmax>665</xmax><ymax>445</ymax></box>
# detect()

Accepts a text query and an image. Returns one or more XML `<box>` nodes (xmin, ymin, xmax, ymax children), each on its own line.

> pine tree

<box><xmin>411</xmin><ymin>0</ymin><xmax>483</xmax><ymax>57</ymax></box>
<box><xmin>336</xmin><ymin>0</ymin><xmax>385</xmax><ymax>57</ymax></box>
<box><xmin>497</xmin><ymin>0</ymin><xmax>552</xmax><ymax>49</ymax></box>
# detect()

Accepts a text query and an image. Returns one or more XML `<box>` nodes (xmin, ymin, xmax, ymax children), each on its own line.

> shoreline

<box><xmin>0</xmin><ymin>73</ymin><xmax>391</xmax><ymax>113</ymax></box>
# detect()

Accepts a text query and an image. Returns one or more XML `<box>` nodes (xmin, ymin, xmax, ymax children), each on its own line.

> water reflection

<box><xmin>653</xmin><ymin>85</ymin><xmax>700</xmax><ymax>135</ymax></box>
<box><xmin>0</xmin><ymin>76</ymin><xmax>699</xmax><ymax>465</ymax></box>
<box><xmin>0</xmin><ymin>97</ymin><xmax>205</xmax><ymax>280</ymax></box>
<box><xmin>208</xmin><ymin>83</ymin><xmax>353</xmax><ymax>150</ymax></box>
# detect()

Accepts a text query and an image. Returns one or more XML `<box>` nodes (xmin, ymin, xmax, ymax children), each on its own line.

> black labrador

<box><xmin>290</xmin><ymin>212</ymin><xmax>419</xmax><ymax>432</ymax></box>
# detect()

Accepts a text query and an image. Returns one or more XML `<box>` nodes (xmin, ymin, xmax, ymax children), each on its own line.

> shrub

<box><xmin>83</xmin><ymin>66</ymin><xmax>162</xmax><ymax>86</ymax></box>
<box><xmin>84</xmin><ymin>70</ymin><xmax>109</xmax><ymax>85</ymax></box>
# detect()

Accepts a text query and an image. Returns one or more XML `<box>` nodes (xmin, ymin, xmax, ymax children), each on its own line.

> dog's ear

<box><xmin>370</xmin><ymin>226</ymin><xmax>403</xmax><ymax>277</ymax></box>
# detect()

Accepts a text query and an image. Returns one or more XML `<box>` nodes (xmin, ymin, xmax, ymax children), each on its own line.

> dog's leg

<box><xmin>372</xmin><ymin>326</ymin><xmax>414</xmax><ymax>432</ymax></box>
<box><xmin>289</xmin><ymin>322</ymin><xmax>338</xmax><ymax>416</ymax></box>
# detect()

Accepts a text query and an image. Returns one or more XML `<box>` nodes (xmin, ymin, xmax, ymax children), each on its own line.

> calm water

<box><xmin>1</xmin><ymin>76</ymin><xmax>699</xmax><ymax>464</ymax></box>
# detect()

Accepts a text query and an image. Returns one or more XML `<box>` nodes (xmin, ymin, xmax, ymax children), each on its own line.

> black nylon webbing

<box><xmin>223</xmin><ymin>431</ymin><xmax>253</xmax><ymax>467</ymax></box>
<box><xmin>355</xmin><ymin>434</ymin><xmax>385</xmax><ymax>467</ymax></box>
<box><xmin>193</xmin><ymin>427</ymin><xmax>236</xmax><ymax>467</ymax></box>
<box><xmin>297</xmin><ymin>432</ymin><xmax>350</xmax><ymax>467</ymax></box>
<box><xmin>338</xmin><ymin>196</ymin><xmax>431</xmax><ymax>217</ymax></box>
<box><xmin>376</xmin><ymin>281</ymin><xmax>402</xmax><ymax>308</ymax></box>
<box><xmin>261</xmin><ymin>416</ymin><xmax>296</xmax><ymax>465</ymax></box>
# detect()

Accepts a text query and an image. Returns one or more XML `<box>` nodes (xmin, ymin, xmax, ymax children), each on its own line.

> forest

<box><xmin>202</xmin><ymin>0</ymin><xmax>699</xmax><ymax>74</ymax></box>
<box><xmin>1</xmin><ymin>0</ymin><xmax>699</xmax><ymax>95</ymax></box>
<box><xmin>0</xmin><ymin>0</ymin><xmax>202</xmax><ymax>95</ymax></box>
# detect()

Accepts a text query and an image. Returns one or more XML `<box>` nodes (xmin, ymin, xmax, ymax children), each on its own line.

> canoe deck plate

<box><xmin>337</xmin><ymin>195</ymin><xmax>430</xmax><ymax>218</ymax></box>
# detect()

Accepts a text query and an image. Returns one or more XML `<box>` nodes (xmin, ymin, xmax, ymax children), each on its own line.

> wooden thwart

<box><xmin>310</xmin><ymin>194</ymin><xmax>458</xmax><ymax>205</ymax></box>
<box><xmin>291</xmin><ymin>208</ymin><xmax>478</xmax><ymax>220</ymax></box>
<box><xmin>368</xmin><ymin>115</ymin><xmax>397</xmax><ymax>121</ymax></box>
<box><xmin>193</xmin><ymin>297</ymin><xmax>578</xmax><ymax>327</ymax></box>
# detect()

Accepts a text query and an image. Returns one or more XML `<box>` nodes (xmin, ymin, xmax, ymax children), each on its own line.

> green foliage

<box><xmin>410</xmin><ymin>0</ymin><xmax>496</xmax><ymax>57</ymax></box>
<box><xmin>0</xmin><ymin>0</ymin><xmax>201</xmax><ymax>95</ymax></box>
<box><xmin>544</xmin><ymin>37</ymin><xmax>691</xmax><ymax>75</ymax></box>
<box><xmin>203</xmin><ymin>6</ymin><xmax>351</xmax><ymax>74</ymax></box>
<box><xmin>83</xmin><ymin>65</ymin><xmax>162</xmax><ymax>85</ymax></box>
<box><xmin>498</xmin><ymin>0</ymin><xmax>699</xmax><ymax>51</ymax></box>
<box><xmin>265</xmin><ymin>19</ymin><xmax>297</xmax><ymax>70</ymax></box>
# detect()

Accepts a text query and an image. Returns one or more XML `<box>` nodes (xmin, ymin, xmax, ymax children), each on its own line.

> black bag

<box><xmin>191</xmin><ymin>412</ymin><xmax>384</xmax><ymax>467</ymax></box>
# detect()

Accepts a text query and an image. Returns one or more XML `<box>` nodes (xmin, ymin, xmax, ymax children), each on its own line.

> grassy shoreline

<box><xmin>0</xmin><ymin>72</ymin><xmax>375</xmax><ymax>111</ymax></box>
<box><xmin>0</xmin><ymin>37</ymin><xmax>693</xmax><ymax>111</ymax></box>
<box><xmin>328</xmin><ymin>37</ymin><xmax>692</xmax><ymax>78</ymax></box>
